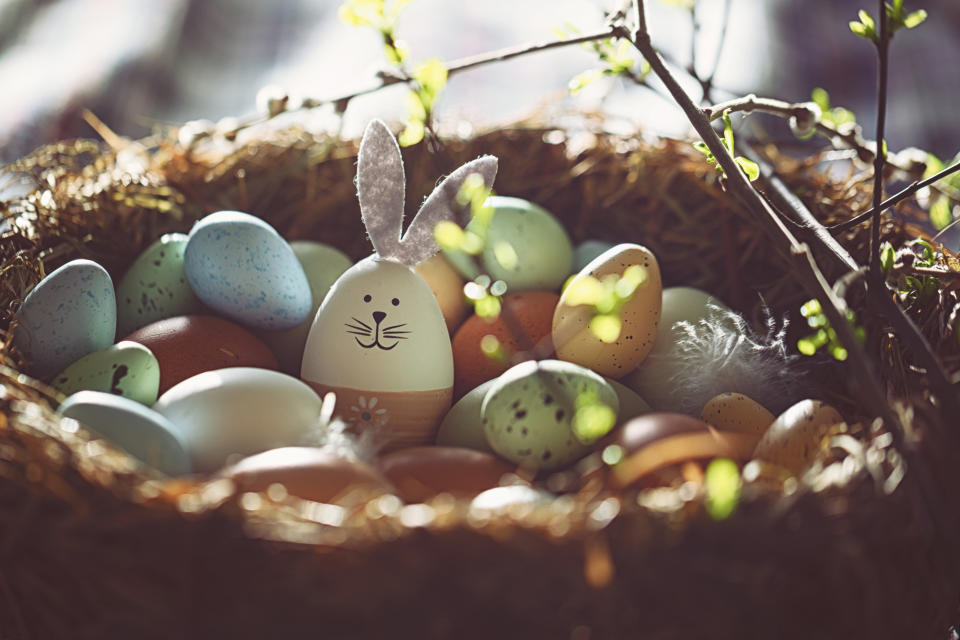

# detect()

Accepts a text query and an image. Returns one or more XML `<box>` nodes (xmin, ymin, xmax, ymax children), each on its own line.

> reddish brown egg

<box><xmin>451</xmin><ymin>291</ymin><xmax>559</xmax><ymax>398</ymax></box>
<box><xmin>378</xmin><ymin>446</ymin><xmax>514</xmax><ymax>503</ymax></box>
<box><xmin>226</xmin><ymin>447</ymin><xmax>392</xmax><ymax>503</ymax></box>
<box><xmin>124</xmin><ymin>315</ymin><xmax>279</xmax><ymax>394</ymax></box>
<box><xmin>601</xmin><ymin>412</ymin><xmax>756</xmax><ymax>489</ymax></box>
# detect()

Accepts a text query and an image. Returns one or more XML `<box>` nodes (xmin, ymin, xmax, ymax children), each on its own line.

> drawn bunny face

<box><xmin>301</xmin><ymin>119</ymin><xmax>498</xmax><ymax>396</ymax></box>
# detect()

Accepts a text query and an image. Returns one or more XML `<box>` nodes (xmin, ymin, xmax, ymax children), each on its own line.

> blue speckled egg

<box><xmin>14</xmin><ymin>259</ymin><xmax>116</xmax><ymax>379</ymax></box>
<box><xmin>184</xmin><ymin>211</ymin><xmax>311</xmax><ymax>330</ymax></box>
<box><xmin>59</xmin><ymin>390</ymin><xmax>191</xmax><ymax>476</ymax></box>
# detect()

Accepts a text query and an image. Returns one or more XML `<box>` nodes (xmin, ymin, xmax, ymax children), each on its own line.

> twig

<box><xmin>869</xmin><ymin>0</ymin><xmax>890</xmax><ymax>285</ymax></box>
<box><xmin>622</xmin><ymin>0</ymin><xmax>904</xmax><ymax>436</ymax></box>
<box><xmin>829</xmin><ymin>159</ymin><xmax>960</xmax><ymax>233</ymax></box>
<box><xmin>701</xmin><ymin>0</ymin><xmax>733</xmax><ymax>103</ymax></box>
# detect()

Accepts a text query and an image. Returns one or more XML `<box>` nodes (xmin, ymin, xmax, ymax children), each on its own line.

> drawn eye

<box><xmin>391</xmin><ymin>298</ymin><xmax>400</xmax><ymax>306</ymax></box>
<box><xmin>363</xmin><ymin>294</ymin><xmax>372</xmax><ymax>303</ymax></box>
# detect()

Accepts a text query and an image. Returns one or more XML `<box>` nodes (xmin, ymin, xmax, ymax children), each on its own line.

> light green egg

<box><xmin>435</xmin><ymin>379</ymin><xmax>497</xmax><ymax>453</ymax></box>
<box><xmin>482</xmin><ymin>360</ymin><xmax>618</xmax><ymax>471</ymax></box>
<box><xmin>443</xmin><ymin>196</ymin><xmax>573</xmax><ymax>292</ymax></box>
<box><xmin>605</xmin><ymin>377</ymin><xmax>652</xmax><ymax>422</ymax></box>
<box><xmin>52</xmin><ymin>341</ymin><xmax>161</xmax><ymax>405</ymax></box>
<box><xmin>573</xmin><ymin>240</ymin><xmax>615</xmax><ymax>272</ymax></box>
<box><xmin>117</xmin><ymin>233</ymin><xmax>203</xmax><ymax>336</ymax></box>
<box><xmin>258</xmin><ymin>241</ymin><xmax>353</xmax><ymax>374</ymax></box>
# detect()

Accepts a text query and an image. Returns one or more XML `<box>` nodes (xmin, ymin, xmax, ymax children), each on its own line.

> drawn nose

<box><xmin>372</xmin><ymin>311</ymin><xmax>386</xmax><ymax>324</ymax></box>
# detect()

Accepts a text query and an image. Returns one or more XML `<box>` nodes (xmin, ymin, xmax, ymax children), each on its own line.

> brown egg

<box><xmin>753</xmin><ymin>400</ymin><xmax>845</xmax><ymax>474</ymax></box>
<box><xmin>451</xmin><ymin>291</ymin><xmax>559</xmax><ymax>398</ymax></box>
<box><xmin>602</xmin><ymin>412</ymin><xmax>755</xmax><ymax>489</ymax></box>
<box><xmin>414</xmin><ymin>253</ymin><xmax>470</xmax><ymax>334</ymax></box>
<box><xmin>378</xmin><ymin>446</ymin><xmax>514</xmax><ymax>503</ymax></box>
<box><xmin>124</xmin><ymin>315</ymin><xmax>279</xmax><ymax>394</ymax></box>
<box><xmin>226</xmin><ymin>447</ymin><xmax>392</xmax><ymax>503</ymax></box>
<box><xmin>700</xmin><ymin>392</ymin><xmax>775</xmax><ymax>439</ymax></box>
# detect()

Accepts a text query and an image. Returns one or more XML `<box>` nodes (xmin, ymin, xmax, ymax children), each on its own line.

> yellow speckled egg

<box><xmin>700</xmin><ymin>392</ymin><xmax>775</xmax><ymax>439</ymax></box>
<box><xmin>753</xmin><ymin>399</ymin><xmax>845</xmax><ymax>473</ymax></box>
<box><xmin>552</xmin><ymin>243</ymin><xmax>662</xmax><ymax>378</ymax></box>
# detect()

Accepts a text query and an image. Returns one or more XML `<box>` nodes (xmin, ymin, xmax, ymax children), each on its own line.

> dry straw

<box><xmin>0</xmin><ymin>117</ymin><xmax>958</xmax><ymax>639</ymax></box>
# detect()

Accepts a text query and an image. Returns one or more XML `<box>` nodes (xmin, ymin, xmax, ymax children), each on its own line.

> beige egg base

<box><xmin>304</xmin><ymin>381</ymin><xmax>452</xmax><ymax>452</ymax></box>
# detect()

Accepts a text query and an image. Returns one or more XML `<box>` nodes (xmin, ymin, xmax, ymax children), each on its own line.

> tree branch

<box><xmin>869</xmin><ymin>0</ymin><xmax>890</xmax><ymax>285</ymax></box>
<box><xmin>622</xmin><ymin>0</ymin><xmax>904</xmax><ymax>436</ymax></box>
<box><xmin>829</xmin><ymin>159</ymin><xmax>960</xmax><ymax>232</ymax></box>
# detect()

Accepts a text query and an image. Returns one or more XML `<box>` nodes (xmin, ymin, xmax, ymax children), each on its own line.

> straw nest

<box><xmin>0</xmin><ymin>116</ymin><xmax>958</xmax><ymax>639</ymax></box>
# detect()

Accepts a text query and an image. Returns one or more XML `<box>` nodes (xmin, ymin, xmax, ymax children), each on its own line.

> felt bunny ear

<box><xmin>357</xmin><ymin>119</ymin><xmax>406</xmax><ymax>261</ymax></box>
<box><xmin>395</xmin><ymin>155</ymin><xmax>498</xmax><ymax>266</ymax></box>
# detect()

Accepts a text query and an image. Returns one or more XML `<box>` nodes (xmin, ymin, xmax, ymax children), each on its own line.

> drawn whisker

<box><xmin>345</xmin><ymin>323</ymin><xmax>372</xmax><ymax>333</ymax></box>
<box><xmin>381</xmin><ymin>334</ymin><xmax>409</xmax><ymax>340</ymax></box>
<box><xmin>379</xmin><ymin>329</ymin><xmax>411</xmax><ymax>335</ymax></box>
<box><xmin>351</xmin><ymin>317</ymin><xmax>372</xmax><ymax>330</ymax></box>
<box><xmin>346</xmin><ymin>330</ymin><xmax>373</xmax><ymax>337</ymax></box>
<box><xmin>381</xmin><ymin>323</ymin><xmax>408</xmax><ymax>332</ymax></box>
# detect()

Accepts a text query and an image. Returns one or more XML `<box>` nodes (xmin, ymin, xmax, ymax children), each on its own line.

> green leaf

<box><xmin>811</xmin><ymin>87</ymin><xmax>830</xmax><ymax>112</ymax></box>
<box><xmin>398</xmin><ymin>117</ymin><xmax>425</xmax><ymax>147</ymax></box>
<box><xmin>858</xmin><ymin>10</ymin><xmax>875</xmax><ymax>31</ymax></box>
<box><xmin>569</xmin><ymin>69</ymin><xmax>602</xmax><ymax>95</ymax></box>
<box><xmin>904</xmin><ymin>9</ymin><xmax>927</xmax><ymax>28</ymax></box>
<box><xmin>801</xmin><ymin>299</ymin><xmax>823</xmax><ymax>317</ymax></box>
<box><xmin>923</xmin><ymin>152</ymin><xmax>945</xmax><ymax>180</ymax></box>
<box><xmin>930</xmin><ymin>196</ymin><xmax>952</xmax><ymax>230</ymax></box>
<box><xmin>705</xmin><ymin>459</ymin><xmax>741</xmax><ymax>520</ymax></box>
<box><xmin>849</xmin><ymin>21</ymin><xmax>869</xmax><ymax>38</ymax></box>
<box><xmin>735</xmin><ymin>157</ymin><xmax>760</xmax><ymax>182</ymax></box>
<box><xmin>797</xmin><ymin>338</ymin><xmax>817</xmax><ymax>356</ymax></box>
<box><xmin>722</xmin><ymin>112</ymin><xmax>735</xmax><ymax>154</ymax></box>
<box><xmin>413</xmin><ymin>58</ymin><xmax>448</xmax><ymax>107</ymax></box>
<box><xmin>880</xmin><ymin>242</ymin><xmax>895</xmax><ymax>272</ymax></box>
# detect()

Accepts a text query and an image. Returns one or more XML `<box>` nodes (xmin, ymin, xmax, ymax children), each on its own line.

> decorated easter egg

<box><xmin>414</xmin><ymin>253</ymin><xmax>470</xmax><ymax>334</ymax></box>
<box><xmin>184</xmin><ymin>210</ymin><xmax>311</xmax><ymax>330</ymax></box>
<box><xmin>301</xmin><ymin>256</ymin><xmax>453</xmax><ymax>451</ymax></box>
<box><xmin>603</xmin><ymin>412</ymin><xmax>754</xmax><ymax>489</ymax></box>
<box><xmin>452</xmin><ymin>290</ymin><xmax>558</xmax><ymax>398</ymax></box>
<box><xmin>443</xmin><ymin>196</ymin><xmax>573</xmax><ymax>291</ymax></box>
<box><xmin>116</xmin><ymin>233</ymin><xmax>203</xmax><ymax>336</ymax></box>
<box><xmin>154</xmin><ymin>367</ymin><xmax>324</xmax><ymax>473</ymax></box>
<box><xmin>573</xmin><ymin>240</ymin><xmax>615</xmax><ymax>272</ymax></box>
<box><xmin>435</xmin><ymin>379</ymin><xmax>497</xmax><ymax>452</ymax></box>
<box><xmin>482</xmin><ymin>360</ymin><xmax>619</xmax><ymax>471</ymax></box>
<box><xmin>553</xmin><ymin>243</ymin><xmax>662</xmax><ymax>378</ymax></box>
<box><xmin>14</xmin><ymin>259</ymin><xmax>116</xmax><ymax>379</ymax></box>
<box><xmin>124</xmin><ymin>315</ymin><xmax>278</xmax><ymax>394</ymax></box>
<box><xmin>700</xmin><ymin>392</ymin><xmax>775</xmax><ymax>439</ymax></box>
<box><xmin>52</xmin><ymin>341</ymin><xmax>160</xmax><ymax>405</ymax></box>
<box><xmin>258</xmin><ymin>241</ymin><xmax>353</xmax><ymax>374</ymax></box>
<box><xmin>605</xmin><ymin>378</ymin><xmax>652</xmax><ymax>423</ymax></box>
<box><xmin>226</xmin><ymin>447</ymin><xmax>392</xmax><ymax>503</ymax></box>
<box><xmin>622</xmin><ymin>287</ymin><xmax>728</xmax><ymax>411</ymax></box>
<box><xmin>378</xmin><ymin>446</ymin><xmax>513</xmax><ymax>503</ymax></box>
<box><xmin>59</xmin><ymin>391</ymin><xmax>190</xmax><ymax>476</ymax></box>
<box><xmin>753</xmin><ymin>400</ymin><xmax>845</xmax><ymax>473</ymax></box>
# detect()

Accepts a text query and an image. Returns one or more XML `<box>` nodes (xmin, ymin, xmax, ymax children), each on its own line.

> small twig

<box><xmin>829</xmin><ymin>159</ymin><xmax>960</xmax><ymax>233</ymax></box>
<box><xmin>869</xmin><ymin>0</ymin><xmax>890</xmax><ymax>285</ymax></box>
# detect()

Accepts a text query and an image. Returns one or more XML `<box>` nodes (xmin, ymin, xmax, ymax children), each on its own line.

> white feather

<box><xmin>668</xmin><ymin>304</ymin><xmax>810</xmax><ymax>416</ymax></box>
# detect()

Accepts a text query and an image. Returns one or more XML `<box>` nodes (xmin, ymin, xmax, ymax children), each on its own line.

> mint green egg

<box><xmin>482</xmin><ymin>360</ymin><xmax>618</xmax><ymax>471</ymax></box>
<box><xmin>435</xmin><ymin>379</ymin><xmax>496</xmax><ymax>453</ymax></box>
<box><xmin>442</xmin><ymin>196</ymin><xmax>573</xmax><ymax>292</ymax></box>
<box><xmin>52</xmin><ymin>341</ymin><xmax>160</xmax><ymax>405</ymax></box>
<box><xmin>117</xmin><ymin>233</ymin><xmax>203</xmax><ymax>336</ymax></box>
<box><xmin>258</xmin><ymin>241</ymin><xmax>353</xmax><ymax>374</ymax></box>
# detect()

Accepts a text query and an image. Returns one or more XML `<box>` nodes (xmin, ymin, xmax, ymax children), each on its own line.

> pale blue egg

<box><xmin>184</xmin><ymin>211</ymin><xmax>311</xmax><ymax>330</ymax></box>
<box><xmin>59</xmin><ymin>390</ymin><xmax>191</xmax><ymax>476</ymax></box>
<box><xmin>14</xmin><ymin>259</ymin><xmax>116</xmax><ymax>379</ymax></box>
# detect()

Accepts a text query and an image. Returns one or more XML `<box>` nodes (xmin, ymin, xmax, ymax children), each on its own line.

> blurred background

<box><xmin>0</xmin><ymin>0</ymin><xmax>957</xmax><ymax>163</ymax></box>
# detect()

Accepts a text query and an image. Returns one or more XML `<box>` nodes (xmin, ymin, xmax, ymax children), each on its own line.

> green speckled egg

<box><xmin>482</xmin><ymin>360</ymin><xmax>618</xmax><ymax>471</ymax></box>
<box><xmin>258</xmin><ymin>241</ymin><xmax>353</xmax><ymax>374</ymax></box>
<box><xmin>117</xmin><ymin>233</ymin><xmax>203</xmax><ymax>336</ymax></box>
<box><xmin>435</xmin><ymin>379</ymin><xmax>496</xmax><ymax>453</ymax></box>
<box><xmin>52</xmin><ymin>341</ymin><xmax>160</xmax><ymax>405</ymax></box>
<box><xmin>605</xmin><ymin>377</ymin><xmax>652</xmax><ymax>422</ymax></box>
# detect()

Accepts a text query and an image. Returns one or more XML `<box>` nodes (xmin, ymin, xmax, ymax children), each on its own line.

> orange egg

<box><xmin>414</xmin><ymin>253</ymin><xmax>470</xmax><ymax>334</ymax></box>
<box><xmin>378</xmin><ymin>446</ymin><xmax>513</xmax><ymax>503</ymax></box>
<box><xmin>451</xmin><ymin>291</ymin><xmax>559</xmax><ymax>398</ymax></box>
<box><xmin>124</xmin><ymin>315</ymin><xmax>279</xmax><ymax>394</ymax></box>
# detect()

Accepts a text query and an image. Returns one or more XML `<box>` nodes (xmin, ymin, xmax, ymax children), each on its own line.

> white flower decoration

<box><xmin>348</xmin><ymin>396</ymin><xmax>389</xmax><ymax>429</ymax></box>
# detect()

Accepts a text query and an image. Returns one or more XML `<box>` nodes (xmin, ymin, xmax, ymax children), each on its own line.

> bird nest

<box><xmin>0</xmin><ymin>117</ymin><xmax>958</xmax><ymax>639</ymax></box>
